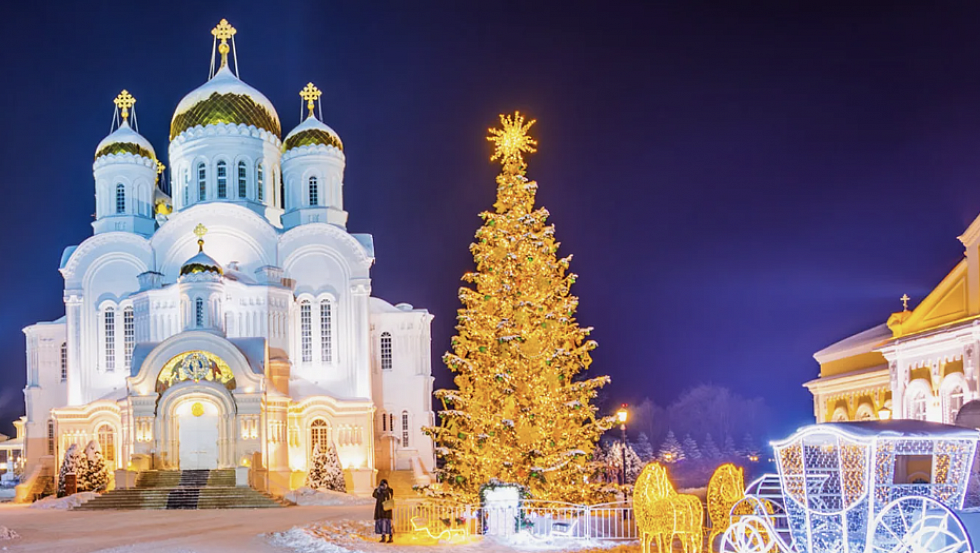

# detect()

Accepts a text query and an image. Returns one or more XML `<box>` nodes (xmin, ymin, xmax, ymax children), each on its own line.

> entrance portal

<box><xmin>176</xmin><ymin>400</ymin><xmax>219</xmax><ymax>470</ymax></box>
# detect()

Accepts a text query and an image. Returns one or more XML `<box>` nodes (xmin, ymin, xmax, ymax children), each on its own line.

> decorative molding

<box><xmin>169</xmin><ymin>122</ymin><xmax>282</xmax><ymax>148</ymax></box>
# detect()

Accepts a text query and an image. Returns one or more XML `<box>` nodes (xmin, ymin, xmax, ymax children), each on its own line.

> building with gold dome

<box><xmin>13</xmin><ymin>19</ymin><xmax>434</xmax><ymax>498</ymax></box>
<box><xmin>804</xmin><ymin>214</ymin><xmax>980</xmax><ymax>426</ymax></box>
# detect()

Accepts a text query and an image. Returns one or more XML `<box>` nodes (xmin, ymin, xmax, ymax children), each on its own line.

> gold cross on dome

<box><xmin>194</xmin><ymin>223</ymin><xmax>208</xmax><ymax>240</ymax></box>
<box><xmin>487</xmin><ymin>111</ymin><xmax>538</xmax><ymax>168</ymax></box>
<box><xmin>901</xmin><ymin>294</ymin><xmax>910</xmax><ymax>311</ymax></box>
<box><xmin>300</xmin><ymin>83</ymin><xmax>321</xmax><ymax>118</ymax></box>
<box><xmin>156</xmin><ymin>160</ymin><xmax>166</xmax><ymax>175</ymax></box>
<box><xmin>211</xmin><ymin>19</ymin><xmax>237</xmax><ymax>68</ymax></box>
<box><xmin>114</xmin><ymin>90</ymin><xmax>136</xmax><ymax>121</ymax></box>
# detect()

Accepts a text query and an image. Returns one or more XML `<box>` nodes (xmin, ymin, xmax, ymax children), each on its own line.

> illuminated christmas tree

<box><xmin>425</xmin><ymin>112</ymin><xmax>612</xmax><ymax>503</ymax></box>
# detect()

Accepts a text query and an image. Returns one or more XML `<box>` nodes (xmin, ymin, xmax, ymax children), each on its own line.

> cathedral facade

<box><xmin>805</xmin><ymin>213</ymin><xmax>980</xmax><ymax>427</ymax></box>
<box><xmin>16</xmin><ymin>20</ymin><xmax>434</xmax><ymax>496</ymax></box>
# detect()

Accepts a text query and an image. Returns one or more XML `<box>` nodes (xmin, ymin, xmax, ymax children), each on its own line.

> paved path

<box><xmin>0</xmin><ymin>502</ymin><xmax>374</xmax><ymax>552</ymax></box>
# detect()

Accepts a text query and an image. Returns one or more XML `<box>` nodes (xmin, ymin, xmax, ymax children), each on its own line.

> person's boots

<box><xmin>387</xmin><ymin>535</ymin><xmax>394</xmax><ymax>543</ymax></box>
<box><xmin>379</xmin><ymin>536</ymin><xmax>386</xmax><ymax>543</ymax></box>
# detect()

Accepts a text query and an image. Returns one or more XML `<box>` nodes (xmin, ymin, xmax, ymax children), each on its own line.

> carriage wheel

<box><xmin>870</xmin><ymin>496</ymin><xmax>971</xmax><ymax>553</ymax></box>
<box><xmin>720</xmin><ymin>515</ymin><xmax>778</xmax><ymax>553</ymax></box>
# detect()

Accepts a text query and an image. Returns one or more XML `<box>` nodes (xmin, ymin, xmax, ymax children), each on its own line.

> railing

<box><xmin>393</xmin><ymin>499</ymin><xmax>637</xmax><ymax>541</ymax></box>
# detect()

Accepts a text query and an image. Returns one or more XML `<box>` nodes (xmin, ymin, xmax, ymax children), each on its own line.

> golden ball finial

<box><xmin>114</xmin><ymin>90</ymin><xmax>136</xmax><ymax>122</ymax></box>
<box><xmin>487</xmin><ymin>111</ymin><xmax>538</xmax><ymax>169</ymax></box>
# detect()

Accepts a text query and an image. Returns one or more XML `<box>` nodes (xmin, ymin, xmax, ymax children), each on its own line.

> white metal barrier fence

<box><xmin>393</xmin><ymin>499</ymin><xmax>637</xmax><ymax>541</ymax></box>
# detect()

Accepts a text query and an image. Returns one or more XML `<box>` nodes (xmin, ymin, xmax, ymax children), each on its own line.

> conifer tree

<box><xmin>79</xmin><ymin>440</ymin><xmax>109</xmax><ymax>492</ymax></box>
<box><xmin>682</xmin><ymin>434</ymin><xmax>702</xmax><ymax>461</ymax></box>
<box><xmin>702</xmin><ymin>433</ymin><xmax>722</xmax><ymax>460</ymax></box>
<box><xmin>741</xmin><ymin>432</ymin><xmax>758</xmax><ymax>458</ymax></box>
<box><xmin>658</xmin><ymin>430</ymin><xmax>686</xmax><ymax>463</ymax></box>
<box><xmin>323</xmin><ymin>443</ymin><xmax>346</xmax><ymax>492</ymax></box>
<box><xmin>306</xmin><ymin>443</ymin><xmax>327</xmax><ymax>490</ymax></box>
<box><xmin>723</xmin><ymin>434</ymin><xmax>737</xmax><ymax>458</ymax></box>
<box><xmin>608</xmin><ymin>440</ymin><xmax>643</xmax><ymax>484</ymax></box>
<box><xmin>631</xmin><ymin>432</ymin><xmax>655</xmax><ymax>462</ymax></box>
<box><xmin>425</xmin><ymin>113</ymin><xmax>612</xmax><ymax>503</ymax></box>
<box><xmin>57</xmin><ymin>444</ymin><xmax>84</xmax><ymax>497</ymax></box>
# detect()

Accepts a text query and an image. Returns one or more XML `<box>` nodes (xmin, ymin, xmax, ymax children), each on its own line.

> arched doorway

<box><xmin>176</xmin><ymin>399</ymin><xmax>219</xmax><ymax>470</ymax></box>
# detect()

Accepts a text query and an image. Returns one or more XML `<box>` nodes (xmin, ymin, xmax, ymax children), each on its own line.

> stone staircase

<box><xmin>73</xmin><ymin>469</ymin><xmax>285</xmax><ymax>510</ymax></box>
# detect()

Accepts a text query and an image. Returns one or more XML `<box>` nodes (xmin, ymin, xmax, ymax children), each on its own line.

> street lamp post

<box><xmin>616</xmin><ymin>404</ymin><xmax>628</xmax><ymax>488</ymax></box>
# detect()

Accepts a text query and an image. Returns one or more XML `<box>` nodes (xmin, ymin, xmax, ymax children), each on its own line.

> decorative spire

<box><xmin>194</xmin><ymin>223</ymin><xmax>208</xmax><ymax>252</ymax></box>
<box><xmin>156</xmin><ymin>160</ymin><xmax>166</xmax><ymax>183</ymax></box>
<box><xmin>901</xmin><ymin>294</ymin><xmax>910</xmax><ymax>312</ymax></box>
<box><xmin>114</xmin><ymin>90</ymin><xmax>136</xmax><ymax>122</ymax></box>
<box><xmin>487</xmin><ymin>111</ymin><xmax>538</xmax><ymax>170</ymax></box>
<box><xmin>211</xmin><ymin>19</ymin><xmax>236</xmax><ymax>69</ymax></box>
<box><xmin>300</xmin><ymin>83</ymin><xmax>321</xmax><ymax>119</ymax></box>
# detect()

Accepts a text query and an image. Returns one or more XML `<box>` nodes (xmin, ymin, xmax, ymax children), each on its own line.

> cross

<box><xmin>211</xmin><ymin>19</ymin><xmax>237</xmax><ymax>67</ymax></box>
<box><xmin>194</xmin><ymin>223</ymin><xmax>208</xmax><ymax>252</ymax></box>
<box><xmin>156</xmin><ymin>160</ymin><xmax>165</xmax><ymax>175</ymax></box>
<box><xmin>901</xmin><ymin>294</ymin><xmax>910</xmax><ymax>311</ymax></box>
<box><xmin>300</xmin><ymin>83</ymin><xmax>321</xmax><ymax>119</ymax></box>
<box><xmin>114</xmin><ymin>90</ymin><xmax>135</xmax><ymax>121</ymax></box>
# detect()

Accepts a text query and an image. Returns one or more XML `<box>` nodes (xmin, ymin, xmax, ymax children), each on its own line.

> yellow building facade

<box><xmin>805</xmin><ymin>214</ymin><xmax>980</xmax><ymax>424</ymax></box>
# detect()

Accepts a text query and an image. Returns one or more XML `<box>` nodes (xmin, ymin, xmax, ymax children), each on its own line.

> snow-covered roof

<box><xmin>290</xmin><ymin>378</ymin><xmax>339</xmax><ymax>401</ymax></box>
<box><xmin>130</xmin><ymin>342</ymin><xmax>159</xmax><ymax>377</ymax></box>
<box><xmin>370</xmin><ymin>297</ymin><xmax>430</xmax><ymax>315</ymax></box>
<box><xmin>780</xmin><ymin>421</ymin><xmax>980</xmax><ymax>444</ymax></box>
<box><xmin>60</xmin><ymin>246</ymin><xmax>77</xmax><ymax>270</ymax></box>
<box><xmin>96</xmin><ymin>387</ymin><xmax>128</xmax><ymax>403</ymax></box>
<box><xmin>351</xmin><ymin>234</ymin><xmax>374</xmax><ymax>258</ymax></box>
<box><xmin>228</xmin><ymin>337</ymin><xmax>266</xmax><ymax>375</ymax></box>
<box><xmin>813</xmin><ymin>322</ymin><xmax>891</xmax><ymax>364</ymax></box>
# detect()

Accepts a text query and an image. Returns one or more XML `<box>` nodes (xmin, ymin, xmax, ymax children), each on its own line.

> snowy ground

<box><xmin>0</xmin><ymin>502</ymin><xmax>642</xmax><ymax>553</ymax></box>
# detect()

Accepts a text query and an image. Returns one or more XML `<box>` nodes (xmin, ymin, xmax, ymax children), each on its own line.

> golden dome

<box><xmin>282</xmin><ymin>115</ymin><xmax>343</xmax><ymax>153</ymax></box>
<box><xmin>170</xmin><ymin>65</ymin><xmax>281</xmax><ymax>140</ymax></box>
<box><xmin>95</xmin><ymin>120</ymin><xmax>156</xmax><ymax>161</ymax></box>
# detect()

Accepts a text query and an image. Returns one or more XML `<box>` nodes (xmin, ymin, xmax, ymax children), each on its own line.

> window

<box><xmin>402</xmin><ymin>411</ymin><xmax>409</xmax><ymax>447</ymax></box>
<box><xmin>278</xmin><ymin>173</ymin><xmax>285</xmax><ymax>209</ymax></box>
<box><xmin>198</xmin><ymin>163</ymin><xmax>207</xmax><ymax>200</ymax></box>
<box><xmin>47</xmin><ymin>420</ymin><xmax>54</xmax><ymax>456</ymax></box>
<box><xmin>310</xmin><ymin>419</ymin><xmax>330</xmax><ymax>455</ymax></box>
<box><xmin>257</xmin><ymin>164</ymin><xmax>264</xmax><ymax>201</ymax></box>
<box><xmin>183</xmin><ymin>169</ymin><xmax>190</xmax><ymax>206</ymax></box>
<box><xmin>950</xmin><ymin>387</ymin><xmax>965</xmax><ymax>423</ymax></box>
<box><xmin>115</xmin><ymin>184</ymin><xmax>125</xmax><ymax>214</ymax></box>
<box><xmin>308</xmin><ymin>176</ymin><xmax>318</xmax><ymax>206</ymax></box>
<box><xmin>381</xmin><ymin>412</ymin><xmax>387</xmax><ymax>432</ymax></box>
<box><xmin>97</xmin><ymin>424</ymin><xmax>115</xmax><ymax>463</ymax></box>
<box><xmin>104</xmin><ymin>308</ymin><xmax>115</xmax><ymax>372</ymax></box>
<box><xmin>320</xmin><ymin>300</ymin><xmax>332</xmax><ymax>363</ymax></box>
<box><xmin>380</xmin><ymin>332</ymin><xmax>392</xmax><ymax>370</ymax></box>
<box><xmin>217</xmin><ymin>161</ymin><xmax>227</xmax><ymax>198</ymax></box>
<box><xmin>301</xmin><ymin>301</ymin><xmax>312</xmax><ymax>363</ymax></box>
<box><xmin>195</xmin><ymin>298</ymin><xmax>204</xmax><ymax>327</ymax></box>
<box><xmin>124</xmin><ymin>307</ymin><xmax>134</xmax><ymax>371</ymax></box>
<box><xmin>910</xmin><ymin>392</ymin><xmax>928</xmax><ymax>421</ymax></box>
<box><xmin>238</xmin><ymin>161</ymin><xmax>247</xmax><ymax>198</ymax></box>
<box><xmin>60</xmin><ymin>342</ymin><xmax>67</xmax><ymax>382</ymax></box>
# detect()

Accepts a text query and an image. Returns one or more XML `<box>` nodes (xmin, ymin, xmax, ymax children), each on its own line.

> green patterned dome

<box><xmin>171</xmin><ymin>65</ymin><xmax>281</xmax><ymax>140</ymax></box>
<box><xmin>282</xmin><ymin>116</ymin><xmax>343</xmax><ymax>154</ymax></box>
<box><xmin>95</xmin><ymin>120</ymin><xmax>156</xmax><ymax>161</ymax></box>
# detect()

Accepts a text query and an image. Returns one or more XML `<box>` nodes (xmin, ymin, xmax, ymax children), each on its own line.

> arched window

<box><xmin>278</xmin><ymin>172</ymin><xmax>285</xmax><ymax>209</ymax></box>
<box><xmin>60</xmin><ymin>342</ymin><xmax>67</xmax><ymax>382</ymax></box>
<box><xmin>104</xmin><ymin>308</ymin><xmax>116</xmax><ymax>372</ymax></box>
<box><xmin>238</xmin><ymin>161</ymin><xmax>247</xmax><ymax>198</ymax></box>
<box><xmin>300</xmin><ymin>301</ymin><xmax>312</xmax><ymax>363</ymax></box>
<box><xmin>380</xmin><ymin>332</ymin><xmax>392</xmax><ymax>370</ymax></box>
<box><xmin>402</xmin><ymin>411</ymin><xmax>409</xmax><ymax>447</ymax></box>
<box><xmin>47</xmin><ymin>420</ymin><xmax>54</xmax><ymax>456</ymax></box>
<box><xmin>310</xmin><ymin>419</ymin><xmax>330</xmax><ymax>456</ymax></box>
<box><xmin>97</xmin><ymin>424</ymin><xmax>115</xmax><ymax>464</ymax></box>
<box><xmin>195</xmin><ymin>298</ymin><xmax>204</xmax><ymax>327</ymax></box>
<box><xmin>320</xmin><ymin>300</ymin><xmax>332</xmax><ymax>363</ymax></box>
<box><xmin>910</xmin><ymin>391</ymin><xmax>928</xmax><ymax>421</ymax></box>
<box><xmin>123</xmin><ymin>307</ymin><xmax>134</xmax><ymax>371</ymax></box>
<box><xmin>183</xmin><ymin>168</ymin><xmax>190</xmax><ymax>206</ymax></box>
<box><xmin>257</xmin><ymin>164</ymin><xmax>264</xmax><ymax>201</ymax></box>
<box><xmin>308</xmin><ymin>176</ymin><xmax>319</xmax><ymax>206</ymax></box>
<box><xmin>949</xmin><ymin>386</ymin><xmax>965</xmax><ymax>423</ymax></box>
<box><xmin>115</xmin><ymin>184</ymin><xmax>125</xmax><ymax>214</ymax></box>
<box><xmin>198</xmin><ymin>163</ymin><xmax>207</xmax><ymax>200</ymax></box>
<box><xmin>216</xmin><ymin>161</ymin><xmax>227</xmax><ymax>198</ymax></box>
<box><xmin>381</xmin><ymin>411</ymin><xmax>387</xmax><ymax>432</ymax></box>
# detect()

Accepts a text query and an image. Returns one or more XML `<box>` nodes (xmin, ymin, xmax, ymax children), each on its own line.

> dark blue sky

<box><xmin>2</xmin><ymin>2</ymin><xmax>979</xmax><ymax>439</ymax></box>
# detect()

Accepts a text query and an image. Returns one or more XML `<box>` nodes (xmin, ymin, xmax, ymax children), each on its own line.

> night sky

<box><xmin>2</xmin><ymin>2</ymin><xmax>980</xmax><ymax>440</ymax></box>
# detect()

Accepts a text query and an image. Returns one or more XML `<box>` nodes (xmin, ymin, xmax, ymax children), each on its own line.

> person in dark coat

<box><xmin>373</xmin><ymin>479</ymin><xmax>394</xmax><ymax>543</ymax></box>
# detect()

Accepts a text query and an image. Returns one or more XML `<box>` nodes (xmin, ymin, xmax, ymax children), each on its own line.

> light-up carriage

<box><xmin>721</xmin><ymin>421</ymin><xmax>980</xmax><ymax>553</ymax></box>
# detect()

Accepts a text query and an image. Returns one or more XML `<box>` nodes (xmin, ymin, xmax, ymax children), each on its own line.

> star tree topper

<box><xmin>487</xmin><ymin>111</ymin><xmax>538</xmax><ymax>169</ymax></box>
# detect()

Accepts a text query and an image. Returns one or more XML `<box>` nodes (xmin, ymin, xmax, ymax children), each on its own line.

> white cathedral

<box><xmin>13</xmin><ymin>19</ymin><xmax>434</xmax><ymax>497</ymax></box>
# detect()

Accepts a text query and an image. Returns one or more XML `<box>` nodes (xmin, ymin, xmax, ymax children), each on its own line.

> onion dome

<box><xmin>95</xmin><ymin>90</ymin><xmax>155</xmax><ymax>161</ymax></box>
<box><xmin>170</xmin><ymin>64</ymin><xmax>281</xmax><ymax>140</ymax></box>
<box><xmin>282</xmin><ymin>82</ymin><xmax>343</xmax><ymax>153</ymax></box>
<box><xmin>180</xmin><ymin>224</ymin><xmax>223</xmax><ymax>276</ymax></box>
